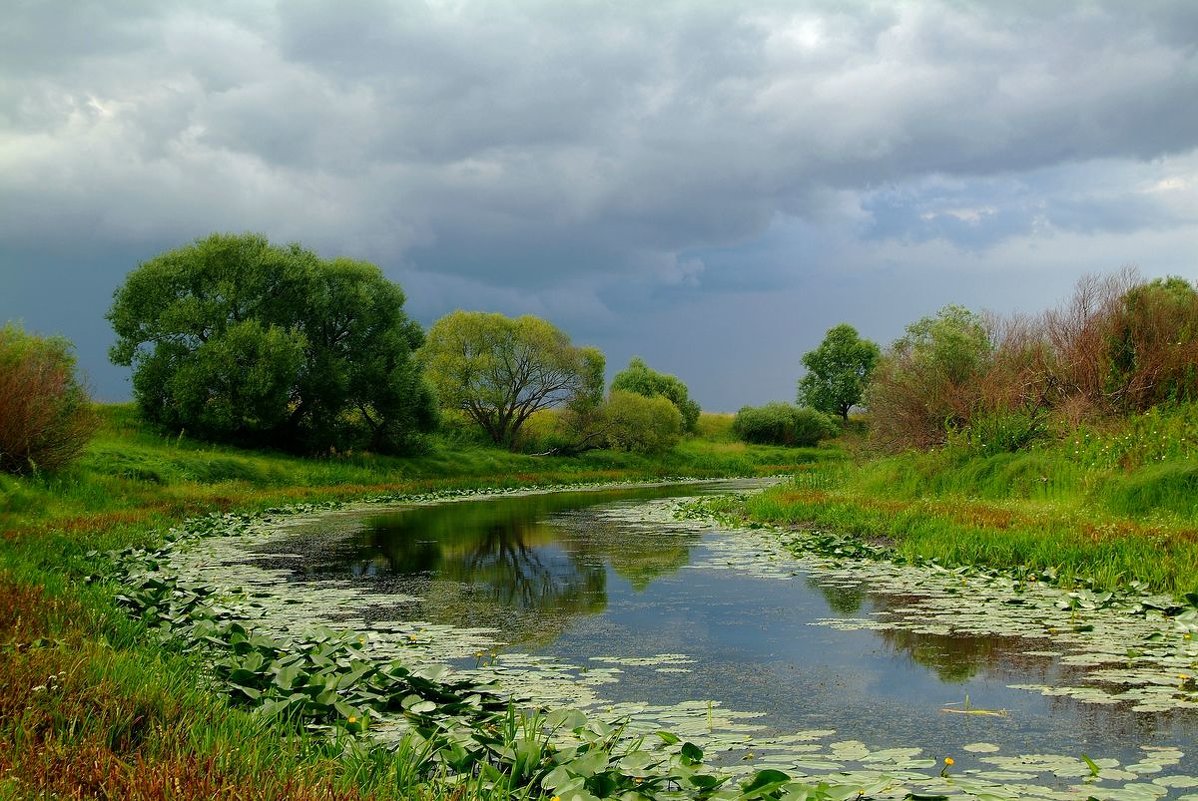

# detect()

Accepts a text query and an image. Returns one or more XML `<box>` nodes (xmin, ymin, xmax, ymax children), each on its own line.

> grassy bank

<box><xmin>0</xmin><ymin>405</ymin><xmax>836</xmax><ymax>800</ymax></box>
<box><xmin>739</xmin><ymin>405</ymin><xmax>1198</xmax><ymax>597</ymax></box>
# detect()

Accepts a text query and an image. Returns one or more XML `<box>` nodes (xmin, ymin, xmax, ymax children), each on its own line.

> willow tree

<box><xmin>418</xmin><ymin>311</ymin><xmax>604</xmax><ymax>449</ymax></box>
<box><xmin>108</xmin><ymin>232</ymin><xmax>436</xmax><ymax>453</ymax></box>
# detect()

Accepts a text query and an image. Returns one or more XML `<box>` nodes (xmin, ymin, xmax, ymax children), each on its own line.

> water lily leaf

<box><xmin>680</xmin><ymin>742</ymin><xmax>704</xmax><ymax>765</ymax></box>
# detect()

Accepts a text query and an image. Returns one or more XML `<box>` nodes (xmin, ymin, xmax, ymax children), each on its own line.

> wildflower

<box><xmin>945</xmin><ymin>757</ymin><xmax>954</xmax><ymax>765</ymax></box>
<box><xmin>940</xmin><ymin>756</ymin><xmax>954</xmax><ymax>778</ymax></box>
<box><xmin>347</xmin><ymin>715</ymin><xmax>358</xmax><ymax>724</ymax></box>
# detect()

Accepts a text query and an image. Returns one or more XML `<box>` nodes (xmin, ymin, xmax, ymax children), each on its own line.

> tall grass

<box><xmin>740</xmin><ymin>402</ymin><xmax>1198</xmax><ymax>595</ymax></box>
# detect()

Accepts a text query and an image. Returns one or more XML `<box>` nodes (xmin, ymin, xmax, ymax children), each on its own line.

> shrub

<box><xmin>948</xmin><ymin>408</ymin><xmax>1048</xmax><ymax>454</ymax></box>
<box><xmin>602</xmin><ymin>390</ymin><xmax>684</xmax><ymax>454</ymax></box>
<box><xmin>611</xmin><ymin>357</ymin><xmax>701</xmax><ymax>433</ymax></box>
<box><xmin>0</xmin><ymin>324</ymin><xmax>97</xmax><ymax>473</ymax></box>
<box><xmin>732</xmin><ymin>403</ymin><xmax>838</xmax><ymax>447</ymax></box>
<box><xmin>864</xmin><ymin>305</ymin><xmax>993</xmax><ymax>451</ymax></box>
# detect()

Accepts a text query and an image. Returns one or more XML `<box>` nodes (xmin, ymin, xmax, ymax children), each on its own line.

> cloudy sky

<box><xmin>3</xmin><ymin>1</ymin><xmax>1197</xmax><ymax>410</ymax></box>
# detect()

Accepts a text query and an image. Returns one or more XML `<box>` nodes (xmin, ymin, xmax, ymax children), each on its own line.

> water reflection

<box><xmin>247</xmin><ymin>481</ymin><xmax>1198</xmax><ymax>771</ymax></box>
<box><xmin>269</xmin><ymin>486</ymin><xmax>713</xmax><ymax>646</ymax></box>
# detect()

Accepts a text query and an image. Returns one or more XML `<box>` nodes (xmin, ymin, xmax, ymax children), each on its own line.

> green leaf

<box><xmin>743</xmin><ymin>769</ymin><xmax>791</xmax><ymax>794</ymax></box>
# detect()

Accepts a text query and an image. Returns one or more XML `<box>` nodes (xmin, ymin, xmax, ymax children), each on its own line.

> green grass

<box><xmin>739</xmin><ymin>403</ymin><xmax>1198</xmax><ymax>596</ymax></box>
<box><xmin>0</xmin><ymin>403</ymin><xmax>836</xmax><ymax>800</ymax></box>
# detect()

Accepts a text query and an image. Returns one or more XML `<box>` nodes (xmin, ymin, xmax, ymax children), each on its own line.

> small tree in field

<box><xmin>797</xmin><ymin>324</ymin><xmax>880</xmax><ymax>422</ymax></box>
<box><xmin>611</xmin><ymin>357</ymin><xmax>701</xmax><ymax>433</ymax></box>
<box><xmin>418</xmin><ymin>311</ymin><xmax>604</xmax><ymax>450</ymax></box>
<box><xmin>0</xmin><ymin>324</ymin><xmax>97</xmax><ymax>473</ymax></box>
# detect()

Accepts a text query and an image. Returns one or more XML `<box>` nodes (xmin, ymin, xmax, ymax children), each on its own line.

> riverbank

<box><xmin>736</xmin><ymin>405</ymin><xmax>1198</xmax><ymax>597</ymax></box>
<box><xmin>0</xmin><ymin>406</ymin><xmax>832</xmax><ymax>800</ymax></box>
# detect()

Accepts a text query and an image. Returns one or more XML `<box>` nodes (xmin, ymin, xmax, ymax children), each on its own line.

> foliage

<box><xmin>864</xmin><ymin>305</ymin><xmax>993</xmax><ymax>451</ymax></box>
<box><xmin>107</xmin><ymin>233</ymin><xmax>436</xmax><ymax>454</ymax></box>
<box><xmin>600</xmin><ymin>390</ymin><xmax>684</xmax><ymax>454</ymax></box>
<box><xmin>611</xmin><ymin>357</ymin><xmax>701</xmax><ymax>433</ymax></box>
<box><xmin>1104</xmin><ymin>276</ymin><xmax>1198</xmax><ymax>410</ymax></box>
<box><xmin>0</xmin><ymin>323</ymin><xmax>97</xmax><ymax>474</ymax></box>
<box><xmin>418</xmin><ymin>311</ymin><xmax>604</xmax><ymax>449</ymax></box>
<box><xmin>797</xmin><ymin>324</ymin><xmax>880</xmax><ymax>421</ymax></box>
<box><xmin>949</xmin><ymin>408</ymin><xmax>1049</xmax><ymax>454</ymax></box>
<box><xmin>732</xmin><ymin>403</ymin><xmax>839</xmax><ymax>447</ymax></box>
<box><xmin>694</xmin><ymin>412</ymin><xmax>735</xmax><ymax>441</ymax></box>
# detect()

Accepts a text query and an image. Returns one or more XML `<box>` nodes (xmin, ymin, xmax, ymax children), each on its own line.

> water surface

<box><xmin>250</xmin><ymin>480</ymin><xmax>1198</xmax><ymax>786</ymax></box>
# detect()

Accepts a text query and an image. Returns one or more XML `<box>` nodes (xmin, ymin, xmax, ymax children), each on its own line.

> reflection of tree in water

<box><xmin>330</xmin><ymin>489</ymin><xmax>701</xmax><ymax>647</ymax></box>
<box><xmin>869</xmin><ymin>592</ymin><xmax>1061</xmax><ymax>684</ymax></box>
<box><xmin>807</xmin><ymin>576</ymin><xmax>867</xmax><ymax>615</ymax></box>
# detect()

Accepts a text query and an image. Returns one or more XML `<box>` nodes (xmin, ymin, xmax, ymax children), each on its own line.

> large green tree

<box><xmin>418</xmin><ymin>311</ymin><xmax>604</xmax><ymax>449</ymax></box>
<box><xmin>108</xmin><ymin>233</ymin><xmax>436</xmax><ymax>453</ymax></box>
<box><xmin>797</xmin><ymin>324</ymin><xmax>881</xmax><ymax>421</ymax></box>
<box><xmin>610</xmin><ymin>357</ymin><xmax>701</xmax><ymax>433</ymax></box>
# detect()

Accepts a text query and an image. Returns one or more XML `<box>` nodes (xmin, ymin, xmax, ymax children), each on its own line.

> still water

<box><xmin>252</xmin><ymin>480</ymin><xmax>1198</xmax><ymax>782</ymax></box>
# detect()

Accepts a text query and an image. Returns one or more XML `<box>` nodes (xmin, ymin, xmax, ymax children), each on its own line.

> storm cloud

<box><xmin>2</xmin><ymin>1</ymin><xmax>1197</xmax><ymax>408</ymax></box>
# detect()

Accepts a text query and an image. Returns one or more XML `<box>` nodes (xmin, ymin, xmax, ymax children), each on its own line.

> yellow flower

<box><xmin>348</xmin><ymin>716</ymin><xmax>358</xmax><ymax>724</ymax></box>
<box><xmin>552</xmin><ymin>796</ymin><xmax>561</xmax><ymax>801</ymax></box>
<box><xmin>944</xmin><ymin>757</ymin><xmax>955</xmax><ymax>766</ymax></box>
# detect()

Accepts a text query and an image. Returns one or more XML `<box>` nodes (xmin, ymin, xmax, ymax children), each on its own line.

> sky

<box><xmin>2</xmin><ymin>1</ymin><xmax>1197</xmax><ymax>411</ymax></box>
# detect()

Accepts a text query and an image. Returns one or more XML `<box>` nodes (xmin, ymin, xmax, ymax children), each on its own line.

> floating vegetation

<box><xmin>94</xmin><ymin>479</ymin><xmax>1198</xmax><ymax>799</ymax></box>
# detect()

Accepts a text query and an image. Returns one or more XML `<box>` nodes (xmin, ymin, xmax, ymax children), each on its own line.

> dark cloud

<box><xmin>2</xmin><ymin>1</ymin><xmax>1197</xmax><ymax>409</ymax></box>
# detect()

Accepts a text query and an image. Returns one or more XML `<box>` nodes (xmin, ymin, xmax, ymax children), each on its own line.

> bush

<box><xmin>864</xmin><ymin>305</ymin><xmax>993</xmax><ymax>452</ymax></box>
<box><xmin>611</xmin><ymin>357</ymin><xmax>701</xmax><ymax>433</ymax></box>
<box><xmin>602</xmin><ymin>390</ymin><xmax>684</xmax><ymax>454</ymax></box>
<box><xmin>0</xmin><ymin>324</ymin><xmax>97</xmax><ymax>473</ymax></box>
<box><xmin>732</xmin><ymin>403</ymin><xmax>838</xmax><ymax>447</ymax></box>
<box><xmin>948</xmin><ymin>408</ymin><xmax>1048</xmax><ymax>454</ymax></box>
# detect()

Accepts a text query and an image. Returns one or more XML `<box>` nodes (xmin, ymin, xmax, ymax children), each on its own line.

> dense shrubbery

<box><xmin>864</xmin><ymin>305</ymin><xmax>993</xmax><ymax>451</ymax></box>
<box><xmin>732</xmin><ymin>403</ymin><xmax>838</xmax><ymax>447</ymax></box>
<box><xmin>601</xmin><ymin>390</ymin><xmax>684</xmax><ymax>453</ymax></box>
<box><xmin>864</xmin><ymin>271</ymin><xmax>1198</xmax><ymax>452</ymax></box>
<box><xmin>108</xmin><ymin>233</ymin><xmax>437</xmax><ymax>454</ymax></box>
<box><xmin>611</xmin><ymin>357</ymin><xmax>701</xmax><ymax>433</ymax></box>
<box><xmin>0</xmin><ymin>324</ymin><xmax>97</xmax><ymax>473</ymax></box>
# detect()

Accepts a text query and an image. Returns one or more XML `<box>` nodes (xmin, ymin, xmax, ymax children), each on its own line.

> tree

<box><xmin>418</xmin><ymin>311</ymin><xmax>604</xmax><ymax>449</ymax></box>
<box><xmin>601</xmin><ymin>390</ymin><xmax>684</xmax><ymax>454</ymax></box>
<box><xmin>610</xmin><ymin>357</ymin><xmax>701</xmax><ymax>433</ymax></box>
<box><xmin>107</xmin><ymin>233</ymin><xmax>436</xmax><ymax>453</ymax></box>
<box><xmin>864</xmin><ymin>305</ymin><xmax>993</xmax><ymax>451</ymax></box>
<box><xmin>0</xmin><ymin>324</ymin><xmax>97</xmax><ymax>473</ymax></box>
<box><xmin>797</xmin><ymin>324</ymin><xmax>880</xmax><ymax>422</ymax></box>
